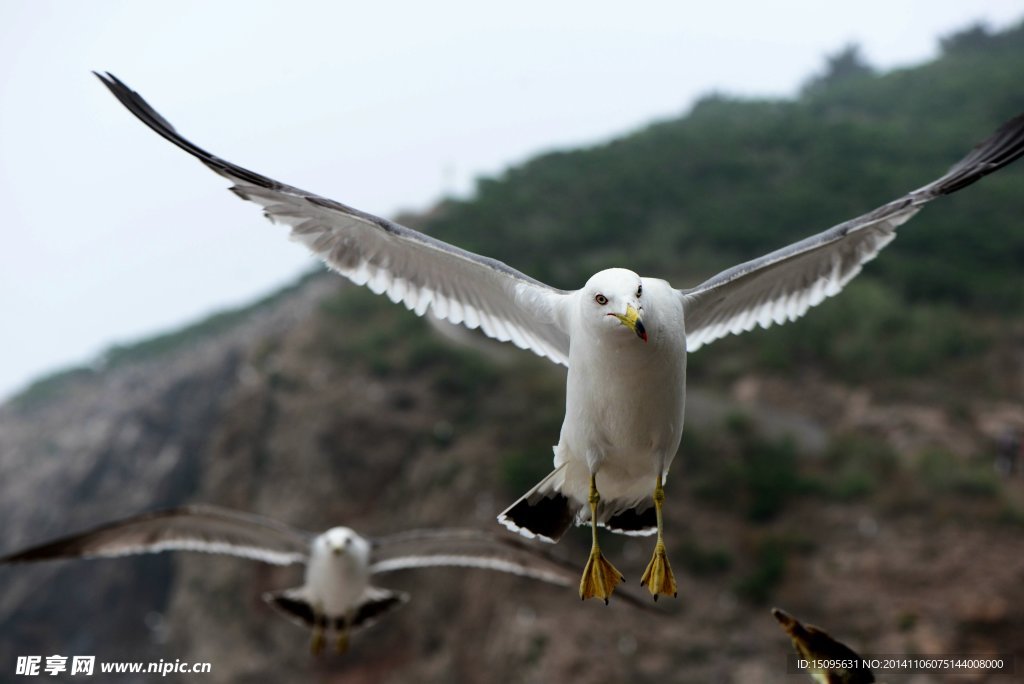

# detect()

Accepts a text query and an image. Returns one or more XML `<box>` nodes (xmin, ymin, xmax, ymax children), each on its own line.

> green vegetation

<box><xmin>745</xmin><ymin>279</ymin><xmax>991</xmax><ymax>381</ymax></box>
<box><xmin>417</xmin><ymin>23</ymin><xmax>1023</xmax><ymax>385</ymax></box>
<box><xmin>820</xmin><ymin>434</ymin><xmax>899</xmax><ymax>501</ymax></box>
<box><xmin>501</xmin><ymin>447</ymin><xmax>552</xmax><ymax>497</ymax></box>
<box><xmin>915</xmin><ymin>448</ymin><xmax>999</xmax><ymax>499</ymax></box>
<box><xmin>688</xmin><ymin>413</ymin><xmax>813</xmax><ymax>522</ymax></box>
<box><xmin>318</xmin><ymin>287</ymin><xmax>501</xmax><ymax>416</ymax></box>
<box><xmin>9</xmin><ymin>366</ymin><xmax>99</xmax><ymax>411</ymax></box>
<box><xmin>675</xmin><ymin>539</ymin><xmax>733</xmax><ymax>577</ymax></box>
<box><xmin>734</xmin><ymin>537</ymin><xmax>789</xmax><ymax>604</ymax></box>
<box><xmin>422</xmin><ymin>23</ymin><xmax>1023</xmax><ymax>317</ymax></box>
<box><xmin>496</xmin><ymin>368</ymin><xmax>567</xmax><ymax>496</ymax></box>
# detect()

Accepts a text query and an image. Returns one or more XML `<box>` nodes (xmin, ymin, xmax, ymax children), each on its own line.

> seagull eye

<box><xmin>637</xmin><ymin>284</ymin><xmax>642</xmax><ymax>297</ymax></box>
<box><xmin>595</xmin><ymin>294</ymin><xmax>608</xmax><ymax>305</ymax></box>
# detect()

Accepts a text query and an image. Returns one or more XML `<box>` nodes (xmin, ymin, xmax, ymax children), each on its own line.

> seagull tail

<box><xmin>497</xmin><ymin>465</ymin><xmax>575</xmax><ymax>543</ymax></box>
<box><xmin>593</xmin><ymin>502</ymin><xmax>658</xmax><ymax>537</ymax></box>
<box><xmin>498</xmin><ymin>465</ymin><xmax>660</xmax><ymax>540</ymax></box>
<box><xmin>263</xmin><ymin>586</ymin><xmax>409</xmax><ymax>632</ymax></box>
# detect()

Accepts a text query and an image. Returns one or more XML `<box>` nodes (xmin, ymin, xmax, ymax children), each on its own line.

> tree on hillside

<box><xmin>939</xmin><ymin>23</ymin><xmax>993</xmax><ymax>54</ymax></box>
<box><xmin>802</xmin><ymin>44</ymin><xmax>875</xmax><ymax>94</ymax></box>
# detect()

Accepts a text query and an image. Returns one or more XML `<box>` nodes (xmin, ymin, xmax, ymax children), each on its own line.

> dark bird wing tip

<box><xmin>0</xmin><ymin>550</ymin><xmax>37</xmax><ymax>564</ymax></box>
<box><xmin>92</xmin><ymin>71</ymin><xmax>130</xmax><ymax>97</ymax></box>
<box><xmin>94</xmin><ymin>71</ymin><xmax>290</xmax><ymax>193</ymax></box>
<box><xmin>933</xmin><ymin>110</ymin><xmax>1024</xmax><ymax>195</ymax></box>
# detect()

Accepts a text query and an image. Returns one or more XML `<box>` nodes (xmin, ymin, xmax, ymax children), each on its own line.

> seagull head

<box><xmin>317</xmin><ymin>527</ymin><xmax>369</xmax><ymax>560</ymax></box>
<box><xmin>582</xmin><ymin>268</ymin><xmax>647</xmax><ymax>343</ymax></box>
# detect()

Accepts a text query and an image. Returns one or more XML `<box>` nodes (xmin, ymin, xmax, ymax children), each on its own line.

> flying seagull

<box><xmin>0</xmin><ymin>505</ymin><xmax>648</xmax><ymax>654</ymax></box>
<box><xmin>772</xmin><ymin>608</ymin><xmax>875</xmax><ymax>684</ymax></box>
<box><xmin>93</xmin><ymin>72</ymin><xmax>1024</xmax><ymax>602</ymax></box>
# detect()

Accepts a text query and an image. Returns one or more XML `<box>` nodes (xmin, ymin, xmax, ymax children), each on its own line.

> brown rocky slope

<box><xmin>1</xmin><ymin>273</ymin><xmax>1022</xmax><ymax>683</ymax></box>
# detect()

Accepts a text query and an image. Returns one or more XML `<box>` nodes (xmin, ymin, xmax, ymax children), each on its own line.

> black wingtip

<box><xmin>98</xmin><ymin>72</ymin><xmax>129</xmax><ymax>91</ymax></box>
<box><xmin>0</xmin><ymin>539</ymin><xmax>77</xmax><ymax>564</ymax></box>
<box><xmin>92</xmin><ymin>71</ymin><xmax>115</xmax><ymax>92</ymax></box>
<box><xmin>92</xmin><ymin>71</ymin><xmax>121</xmax><ymax>93</ymax></box>
<box><xmin>934</xmin><ymin>111</ymin><xmax>1024</xmax><ymax>195</ymax></box>
<box><xmin>93</xmin><ymin>71</ymin><xmax>285</xmax><ymax>192</ymax></box>
<box><xmin>93</xmin><ymin>71</ymin><xmax>183</xmax><ymax>136</ymax></box>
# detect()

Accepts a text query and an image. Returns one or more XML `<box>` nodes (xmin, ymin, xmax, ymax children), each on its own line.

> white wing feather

<box><xmin>0</xmin><ymin>506</ymin><xmax>312</xmax><ymax>567</ymax></box>
<box><xmin>96</xmin><ymin>73</ymin><xmax>571</xmax><ymax>366</ymax></box>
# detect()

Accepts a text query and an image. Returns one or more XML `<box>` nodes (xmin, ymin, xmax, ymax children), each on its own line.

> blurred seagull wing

<box><xmin>368</xmin><ymin>529</ymin><xmax>657</xmax><ymax>610</ymax></box>
<box><xmin>95</xmin><ymin>72</ymin><xmax>571</xmax><ymax>366</ymax></box>
<box><xmin>0</xmin><ymin>505</ymin><xmax>312</xmax><ymax>566</ymax></box>
<box><xmin>369</xmin><ymin>528</ymin><xmax>576</xmax><ymax>585</ymax></box>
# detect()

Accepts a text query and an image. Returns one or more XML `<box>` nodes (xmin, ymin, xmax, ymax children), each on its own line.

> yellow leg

<box><xmin>640</xmin><ymin>476</ymin><xmax>677</xmax><ymax>600</ymax></box>
<box><xmin>335</xmin><ymin>629</ymin><xmax>350</xmax><ymax>654</ymax></box>
<box><xmin>309</xmin><ymin>603</ymin><xmax>327</xmax><ymax>655</ymax></box>
<box><xmin>578</xmin><ymin>474</ymin><xmax>624</xmax><ymax>603</ymax></box>
<box><xmin>310</xmin><ymin>624</ymin><xmax>326</xmax><ymax>656</ymax></box>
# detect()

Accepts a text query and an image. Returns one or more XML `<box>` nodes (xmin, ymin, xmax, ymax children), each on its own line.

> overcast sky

<box><xmin>1</xmin><ymin>1</ymin><xmax>1021</xmax><ymax>401</ymax></box>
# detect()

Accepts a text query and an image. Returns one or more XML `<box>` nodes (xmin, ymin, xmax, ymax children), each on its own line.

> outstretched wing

<box><xmin>680</xmin><ymin>113</ymin><xmax>1024</xmax><ymax>352</ymax></box>
<box><xmin>94</xmin><ymin>73</ymin><xmax>571</xmax><ymax>366</ymax></box>
<box><xmin>0</xmin><ymin>505</ymin><xmax>312</xmax><ymax>566</ymax></box>
<box><xmin>369</xmin><ymin>528</ymin><xmax>657</xmax><ymax>610</ymax></box>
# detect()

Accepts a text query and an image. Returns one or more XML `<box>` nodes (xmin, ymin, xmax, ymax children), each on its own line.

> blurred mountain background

<box><xmin>1</xmin><ymin>20</ymin><xmax>1023</xmax><ymax>683</ymax></box>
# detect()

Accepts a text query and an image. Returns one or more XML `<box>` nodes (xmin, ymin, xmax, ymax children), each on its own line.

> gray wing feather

<box><xmin>0</xmin><ymin>505</ymin><xmax>312</xmax><ymax>566</ymax></box>
<box><xmin>680</xmin><ymin>113</ymin><xmax>1024</xmax><ymax>352</ymax></box>
<box><xmin>368</xmin><ymin>529</ymin><xmax>658</xmax><ymax>610</ymax></box>
<box><xmin>369</xmin><ymin>529</ymin><xmax>571</xmax><ymax>586</ymax></box>
<box><xmin>94</xmin><ymin>73</ymin><xmax>571</xmax><ymax>366</ymax></box>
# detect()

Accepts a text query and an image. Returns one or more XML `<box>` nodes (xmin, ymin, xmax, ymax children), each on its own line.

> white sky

<box><xmin>1</xmin><ymin>1</ymin><xmax>1021</xmax><ymax>401</ymax></box>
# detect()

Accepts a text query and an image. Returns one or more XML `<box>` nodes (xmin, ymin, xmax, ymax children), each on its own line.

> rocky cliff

<box><xmin>2</xmin><ymin>271</ymin><xmax>1022</xmax><ymax>683</ymax></box>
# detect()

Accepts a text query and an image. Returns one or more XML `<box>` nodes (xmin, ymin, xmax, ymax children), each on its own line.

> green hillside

<box><xmin>427</xmin><ymin>23</ymin><xmax>1024</xmax><ymax>310</ymax></box>
<box><xmin>405</xmin><ymin>22</ymin><xmax>1023</xmax><ymax>384</ymax></box>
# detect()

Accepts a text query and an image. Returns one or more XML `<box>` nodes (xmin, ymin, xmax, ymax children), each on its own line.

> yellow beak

<box><xmin>612</xmin><ymin>305</ymin><xmax>647</xmax><ymax>342</ymax></box>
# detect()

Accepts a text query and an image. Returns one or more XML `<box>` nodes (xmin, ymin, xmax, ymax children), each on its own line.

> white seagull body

<box><xmin>0</xmin><ymin>505</ymin><xmax>644</xmax><ymax>652</ymax></box>
<box><xmin>93</xmin><ymin>73</ymin><xmax>1024</xmax><ymax>600</ymax></box>
<box><xmin>535</xmin><ymin>271</ymin><xmax>687</xmax><ymax>534</ymax></box>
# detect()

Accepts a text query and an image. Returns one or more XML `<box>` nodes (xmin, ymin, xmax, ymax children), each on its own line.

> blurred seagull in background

<box><xmin>0</xmin><ymin>505</ymin><xmax>650</xmax><ymax>654</ymax></box>
<box><xmin>94</xmin><ymin>72</ymin><xmax>1024</xmax><ymax>603</ymax></box>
